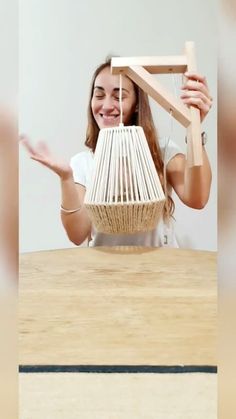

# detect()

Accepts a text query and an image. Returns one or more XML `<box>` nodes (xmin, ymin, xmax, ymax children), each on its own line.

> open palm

<box><xmin>20</xmin><ymin>136</ymin><xmax>72</xmax><ymax>180</ymax></box>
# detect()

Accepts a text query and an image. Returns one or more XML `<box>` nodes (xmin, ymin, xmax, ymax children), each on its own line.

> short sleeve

<box><xmin>70</xmin><ymin>151</ymin><xmax>93</xmax><ymax>188</ymax></box>
<box><xmin>159</xmin><ymin>137</ymin><xmax>184</xmax><ymax>166</ymax></box>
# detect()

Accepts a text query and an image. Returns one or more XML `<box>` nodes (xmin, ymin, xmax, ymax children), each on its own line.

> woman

<box><xmin>21</xmin><ymin>58</ymin><xmax>213</xmax><ymax>247</ymax></box>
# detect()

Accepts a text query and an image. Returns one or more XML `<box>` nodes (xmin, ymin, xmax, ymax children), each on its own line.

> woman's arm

<box><xmin>20</xmin><ymin>136</ymin><xmax>91</xmax><ymax>245</ymax></box>
<box><xmin>167</xmin><ymin>71</ymin><xmax>213</xmax><ymax>209</ymax></box>
<box><xmin>60</xmin><ymin>177</ymin><xmax>91</xmax><ymax>245</ymax></box>
<box><xmin>167</xmin><ymin>149</ymin><xmax>212</xmax><ymax>209</ymax></box>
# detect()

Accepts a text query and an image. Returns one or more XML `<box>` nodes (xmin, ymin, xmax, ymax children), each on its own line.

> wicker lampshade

<box><xmin>84</xmin><ymin>124</ymin><xmax>166</xmax><ymax>234</ymax></box>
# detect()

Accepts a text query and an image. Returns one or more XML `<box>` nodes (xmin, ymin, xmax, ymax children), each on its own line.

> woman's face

<box><xmin>91</xmin><ymin>66</ymin><xmax>137</xmax><ymax>129</ymax></box>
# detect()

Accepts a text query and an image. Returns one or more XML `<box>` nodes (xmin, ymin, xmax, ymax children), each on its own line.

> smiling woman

<box><xmin>21</xmin><ymin>56</ymin><xmax>213</xmax><ymax>248</ymax></box>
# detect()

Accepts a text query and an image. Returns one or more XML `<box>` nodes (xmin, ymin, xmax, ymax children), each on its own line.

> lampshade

<box><xmin>84</xmin><ymin>124</ymin><xmax>166</xmax><ymax>234</ymax></box>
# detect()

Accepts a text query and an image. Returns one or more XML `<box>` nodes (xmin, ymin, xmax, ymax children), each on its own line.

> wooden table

<box><xmin>19</xmin><ymin>247</ymin><xmax>217</xmax><ymax>366</ymax></box>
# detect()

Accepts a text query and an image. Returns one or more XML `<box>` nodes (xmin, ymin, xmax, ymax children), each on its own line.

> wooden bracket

<box><xmin>111</xmin><ymin>42</ymin><xmax>202</xmax><ymax>167</ymax></box>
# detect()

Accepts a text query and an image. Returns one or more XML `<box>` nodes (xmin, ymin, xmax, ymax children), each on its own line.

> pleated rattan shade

<box><xmin>84</xmin><ymin>125</ymin><xmax>166</xmax><ymax>234</ymax></box>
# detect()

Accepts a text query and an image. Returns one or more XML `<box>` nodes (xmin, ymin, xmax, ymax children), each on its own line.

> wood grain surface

<box><xmin>19</xmin><ymin>247</ymin><xmax>217</xmax><ymax>365</ymax></box>
<box><xmin>20</xmin><ymin>373</ymin><xmax>217</xmax><ymax>419</ymax></box>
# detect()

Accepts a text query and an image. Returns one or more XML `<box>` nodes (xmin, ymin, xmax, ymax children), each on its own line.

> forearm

<box><xmin>183</xmin><ymin>147</ymin><xmax>212</xmax><ymax>209</ymax></box>
<box><xmin>60</xmin><ymin>176</ymin><xmax>91</xmax><ymax>245</ymax></box>
<box><xmin>61</xmin><ymin>174</ymin><xmax>82</xmax><ymax>209</ymax></box>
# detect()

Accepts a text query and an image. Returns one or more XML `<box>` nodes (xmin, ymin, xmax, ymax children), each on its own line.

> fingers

<box><xmin>19</xmin><ymin>134</ymin><xmax>72</xmax><ymax>178</ymax></box>
<box><xmin>183</xmin><ymin>72</ymin><xmax>209</xmax><ymax>88</ymax></box>
<box><xmin>20</xmin><ymin>135</ymin><xmax>50</xmax><ymax>158</ymax></box>
<box><xmin>181</xmin><ymin>89</ymin><xmax>209</xmax><ymax>103</ymax></box>
<box><xmin>180</xmin><ymin>94</ymin><xmax>212</xmax><ymax>122</ymax></box>
<box><xmin>181</xmin><ymin>96</ymin><xmax>210</xmax><ymax>114</ymax></box>
<box><xmin>182</xmin><ymin>74</ymin><xmax>212</xmax><ymax>99</ymax></box>
<box><xmin>181</xmin><ymin>72</ymin><xmax>213</xmax><ymax>121</ymax></box>
<box><xmin>19</xmin><ymin>134</ymin><xmax>60</xmax><ymax>174</ymax></box>
<box><xmin>180</xmin><ymin>90</ymin><xmax>212</xmax><ymax>110</ymax></box>
<box><xmin>37</xmin><ymin>141</ymin><xmax>50</xmax><ymax>156</ymax></box>
<box><xmin>19</xmin><ymin>134</ymin><xmax>36</xmax><ymax>156</ymax></box>
<box><xmin>181</xmin><ymin>81</ymin><xmax>211</xmax><ymax>101</ymax></box>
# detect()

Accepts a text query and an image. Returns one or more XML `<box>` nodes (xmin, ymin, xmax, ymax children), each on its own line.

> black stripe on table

<box><xmin>19</xmin><ymin>365</ymin><xmax>217</xmax><ymax>374</ymax></box>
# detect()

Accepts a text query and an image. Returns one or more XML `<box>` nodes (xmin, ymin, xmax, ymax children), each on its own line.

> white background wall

<box><xmin>19</xmin><ymin>0</ymin><xmax>217</xmax><ymax>252</ymax></box>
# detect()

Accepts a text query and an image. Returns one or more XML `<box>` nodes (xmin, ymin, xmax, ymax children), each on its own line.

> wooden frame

<box><xmin>111</xmin><ymin>42</ymin><xmax>202</xmax><ymax>167</ymax></box>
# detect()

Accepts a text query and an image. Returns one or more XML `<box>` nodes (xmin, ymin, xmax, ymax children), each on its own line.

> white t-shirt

<box><xmin>70</xmin><ymin>137</ymin><xmax>183</xmax><ymax>247</ymax></box>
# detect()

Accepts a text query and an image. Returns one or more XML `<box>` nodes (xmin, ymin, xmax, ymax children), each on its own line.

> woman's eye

<box><xmin>95</xmin><ymin>95</ymin><xmax>105</xmax><ymax>99</ymax></box>
<box><xmin>114</xmin><ymin>95</ymin><xmax>125</xmax><ymax>101</ymax></box>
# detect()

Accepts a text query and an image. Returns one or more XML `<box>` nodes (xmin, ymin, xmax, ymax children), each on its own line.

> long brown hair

<box><xmin>85</xmin><ymin>58</ymin><xmax>174</xmax><ymax>219</ymax></box>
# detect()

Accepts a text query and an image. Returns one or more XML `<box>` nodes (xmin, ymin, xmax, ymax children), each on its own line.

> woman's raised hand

<box><xmin>20</xmin><ymin>135</ymin><xmax>73</xmax><ymax>180</ymax></box>
<box><xmin>180</xmin><ymin>72</ymin><xmax>213</xmax><ymax>122</ymax></box>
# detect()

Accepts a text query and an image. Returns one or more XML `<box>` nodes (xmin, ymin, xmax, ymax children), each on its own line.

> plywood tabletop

<box><xmin>19</xmin><ymin>247</ymin><xmax>217</xmax><ymax>366</ymax></box>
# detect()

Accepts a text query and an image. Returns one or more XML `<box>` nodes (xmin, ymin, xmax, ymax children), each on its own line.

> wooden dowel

<box><xmin>185</xmin><ymin>41</ymin><xmax>203</xmax><ymax>166</ymax></box>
